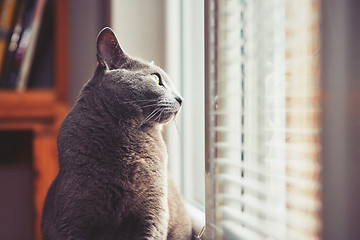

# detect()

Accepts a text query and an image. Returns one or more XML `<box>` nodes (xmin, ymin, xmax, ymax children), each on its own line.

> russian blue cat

<box><xmin>41</xmin><ymin>27</ymin><xmax>193</xmax><ymax>240</ymax></box>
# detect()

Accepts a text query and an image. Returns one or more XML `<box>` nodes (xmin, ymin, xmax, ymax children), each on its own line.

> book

<box><xmin>0</xmin><ymin>0</ymin><xmax>30</xmax><ymax>88</ymax></box>
<box><xmin>16</xmin><ymin>0</ymin><xmax>47</xmax><ymax>91</ymax></box>
<box><xmin>26</xmin><ymin>0</ymin><xmax>54</xmax><ymax>89</ymax></box>
<box><xmin>0</xmin><ymin>0</ymin><xmax>50</xmax><ymax>89</ymax></box>
<box><xmin>0</xmin><ymin>0</ymin><xmax>19</xmax><ymax>79</ymax></box>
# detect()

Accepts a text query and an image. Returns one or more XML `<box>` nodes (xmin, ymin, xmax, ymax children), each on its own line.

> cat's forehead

<box><xmin>127</xmin><ymin>57</ymin><xmax>168</xmax><ymax>76</ymax></box>
<box><xmin>133</xmin><ymin>57</ymin><xmax>159</xmax><ymax>69</ymax></box>
<box><xmin>104</xmin><ymin>58</ymin><xmax>169</xmax><ymax>82</ymax></box>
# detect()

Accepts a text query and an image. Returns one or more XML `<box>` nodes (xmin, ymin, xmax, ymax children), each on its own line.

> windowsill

<box><xmin>185</xmin><ymin>201</ymin><xmax>206</xmax><ymax>237</ymax></box>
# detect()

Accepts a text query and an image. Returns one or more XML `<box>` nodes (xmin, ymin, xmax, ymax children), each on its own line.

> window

<box><xmin>165</xmin><ymin>0</ymin><xmax>205</xmax><ymax>210</ymax></box>
<box><xmin>205</xmin><ymin>0</ymin><xmax>321</xmax><ymax>239</ymax></box>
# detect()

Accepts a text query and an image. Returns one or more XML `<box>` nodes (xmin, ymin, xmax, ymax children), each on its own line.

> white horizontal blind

<box><xmin>205</xmin><ymin>0</ymin><xmax>321</xmax><ymax>239</ymax></box>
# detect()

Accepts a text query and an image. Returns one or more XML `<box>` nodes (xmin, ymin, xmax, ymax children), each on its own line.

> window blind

<box><xmin>204</xmin><ymin>0</ymin><xmax>321</xmax><ymax>239</ymax></box>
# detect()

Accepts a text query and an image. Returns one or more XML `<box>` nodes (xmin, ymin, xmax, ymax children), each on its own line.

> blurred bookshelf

<box><xmin>0</xmin><ymin>0</ymin><xmax>68</xmax><ymax>239</ymax></box>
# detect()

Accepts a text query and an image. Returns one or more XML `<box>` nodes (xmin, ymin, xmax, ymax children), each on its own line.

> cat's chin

<box><xmin>158</xmin><ymin>112</ymin><xmax>177</xmax><ymax>124</ymax></box>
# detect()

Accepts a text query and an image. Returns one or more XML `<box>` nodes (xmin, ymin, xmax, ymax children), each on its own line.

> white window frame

<box><xmin>164</xmin><ymin>0</ymin><xmax>206</xmax><ymax>231</ymax></box>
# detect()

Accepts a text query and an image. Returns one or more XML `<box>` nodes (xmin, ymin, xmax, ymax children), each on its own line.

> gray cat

<box><xmin>41</xmin><ymin>27</ymin><xmax>193</xmax><ymax>240</ymax></box>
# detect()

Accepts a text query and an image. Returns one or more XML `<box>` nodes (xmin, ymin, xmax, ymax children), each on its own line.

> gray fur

<box><xmin>41</xmin><ymin>27</ymin><xmax>192</xmax><ymax>240</ymax></box>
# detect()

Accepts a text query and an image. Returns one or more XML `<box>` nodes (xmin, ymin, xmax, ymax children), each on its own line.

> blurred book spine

<box><xmin>0</xmin><ymin>0</ymin><xmax>26</xmax><ymax>88</ymax></box>
<box><xmin>16</xmin><ymin>0</ymin><xmax>47</xmax><ymax>91</ymax></box>
<box><xmin>0</xmin><ymin>0</ymin><xmax>20</xmax><ymax>81</ymax></box>
<box><xmin>0</xmin><ymin>0</ymin><xmax>48</xmax><ymax>90</ymax></box>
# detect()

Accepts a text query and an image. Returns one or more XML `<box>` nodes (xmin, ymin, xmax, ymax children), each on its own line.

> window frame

<box><xmin>164</xmin><ymin>0</ymin><xmax>205</xmax><ymax>215</ymax></box>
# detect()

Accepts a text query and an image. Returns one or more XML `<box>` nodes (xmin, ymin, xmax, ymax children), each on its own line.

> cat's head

<box><xmin>88</xmin><ymin>27</ymin><xmax>183</xmax><ymax>126</ymax></box>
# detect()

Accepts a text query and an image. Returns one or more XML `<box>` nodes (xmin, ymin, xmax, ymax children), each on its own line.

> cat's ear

<box><xmin>97</xmin><ymin>27</ymin><xmax>127</xmax><ymax>70</ymax></box>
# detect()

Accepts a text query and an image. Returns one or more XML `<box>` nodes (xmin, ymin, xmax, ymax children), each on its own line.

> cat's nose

<box><xmin>175</xmin><ymin>96</ymin><xmax>183</xmax><ymax>106</ymax></box>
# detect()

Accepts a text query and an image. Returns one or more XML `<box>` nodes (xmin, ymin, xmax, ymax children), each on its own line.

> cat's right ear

<box><xmin>97</xmin><ymin>27</ymin><xmax>127</xmax><ymax>70</ymax></box>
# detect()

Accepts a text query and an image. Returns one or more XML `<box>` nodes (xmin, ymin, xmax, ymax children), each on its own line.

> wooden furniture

<box><xmin>0</xmin><ymin>91</ymin><xmax>68</xmax><ymax>240</ymax></box>
<box><xmin>0</xmin><ymin>1</ymin><xmax>69</xmax><ymax>239</ymax></box>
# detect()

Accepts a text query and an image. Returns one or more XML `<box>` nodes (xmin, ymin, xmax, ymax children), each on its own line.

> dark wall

<box><xmin>68</xmin><ymin>0</ymin><xmax>110</xmax><ymax>106</ymax></box>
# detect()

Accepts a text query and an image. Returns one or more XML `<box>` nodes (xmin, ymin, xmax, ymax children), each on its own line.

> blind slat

<box><xmin>221</xmin><ymin>206</ymin><xmax>286</xmax><ymax>239</ymax></box>
<box><xmin>217</xmin><ymin>194</ymin><xmax>286</xmax><ymax>221</ymax></box>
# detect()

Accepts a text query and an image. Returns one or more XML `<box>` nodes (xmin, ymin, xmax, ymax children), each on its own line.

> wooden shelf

<box><xmin>0</xmin><ymin>90</ymin><xmax>57</xmax><ymax>118</ymax></box>
<box><xmin>0</xmin><ymin>90</ymin><xmax>68</xmax><ymax>129</ymax></box>
<box><xmin>0</xmin><ymin>90</ymin><xmax>56</xmax><ymax>104</ymax></box>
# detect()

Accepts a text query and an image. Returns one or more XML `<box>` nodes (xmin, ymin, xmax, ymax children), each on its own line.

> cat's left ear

<box><xmin>97</xmin><ymin>27</ymin><xmax>127</xmax><ymax>70</ymax></box>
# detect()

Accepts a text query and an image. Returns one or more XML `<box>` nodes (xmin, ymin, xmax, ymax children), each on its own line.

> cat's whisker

<box><xmin>120</xmin><ymin>99</ymin><xmax>158</xmax><ymax>104</ymax></box>
<box><xmin>173</xmin><ymin>117</ymin><xmax>182</xmax><ymax>139</ymax></box>
<box><xmin>156</xmin><ymin>108</ymin><xmax>167</xmax><ymax>123</ymax></box>
<box><xmin>141</xmin><ymin>110</ymin><xmax>158</xmax><ymax>125</ymax></box>
<box><xmin>140</xmin><ymin>108</ymin><xmax>162</xmax><ymax>126</ymax></box>
<box><xmin>150</xmin><ymin>108</ymin><xmax>163</xmax><ymax>123</ymax></box>
<box><xmin>155</xmin><ymin>111</ymin><xmax>161</xmax><ymax>123</ymax></box>
<box><xmin>141</xmin><ymin>103</ymin><xmax>171</xmax><ymax>108</ymax></box>
<box><xmin>140</xmin><ymin>103</ymin><xmax>163</xmax><ymax>108</ymax></box>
